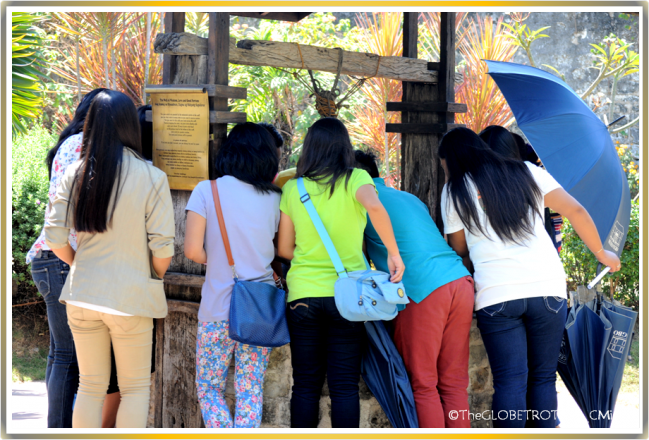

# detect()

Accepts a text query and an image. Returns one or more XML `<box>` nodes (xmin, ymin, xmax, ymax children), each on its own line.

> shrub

<box><xmin>12</xmin><ymin>125</ymin><xmax>55</xmax><ymax>297</ymax></box>
<box><xmin>561</xmin><ymin>198</ymin><xmax>639</xmax><ymax>310</ymax></box>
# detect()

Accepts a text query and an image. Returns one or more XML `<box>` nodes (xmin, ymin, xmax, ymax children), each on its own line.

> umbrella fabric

<box><xmin>598</xmin><ymin>300</ymin><xmax>637</xmax><ymax>414</ymax></box>
<box><xmin>557</xmin><ymin>299</ymin><xmax>637</xmax><ymax>427</ymax></box>
<box><xmin>361</xmin><ymin>320</ymin><xmax>418</xmax><ymax>428</ymax></box>
<box><xmin>485</xmin><ymin>60</ymin><xmax>631</xmax><ymax>257</ymax></box>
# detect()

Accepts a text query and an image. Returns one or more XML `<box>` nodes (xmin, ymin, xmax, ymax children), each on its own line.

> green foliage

<box><xmin>615</xmin><ymin>142</ymin><xmax>639</xmax><ymax>199</ymax></box>
<box><xmin>502</xmin><ymin>13</ymin><xmax>550</xmax><ymax>68</ymax></box>
<box><xmin>12</xmin><ymin>126</ymin><xmax>55</xmax><ymax>291</ymax></box>
<box><xmin>561</xmin><ymin>199</ymin><xmax>639</xmax><ymax>310</ymax></box>
<box><xmin>12</xmin><ymin>12</ymin><xmax>48</xmax><ymax>137</ymax></box>
<box><xmin>228</xmin><ymin>13</ymin><xmax>364</xmax><ymax>166</ymax></box>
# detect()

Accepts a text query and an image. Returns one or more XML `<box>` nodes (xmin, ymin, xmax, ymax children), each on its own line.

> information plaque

<box><xmin>151</xmin><ymin>91</ymin><xmax>209</xmax><ymax>190</ymax></box>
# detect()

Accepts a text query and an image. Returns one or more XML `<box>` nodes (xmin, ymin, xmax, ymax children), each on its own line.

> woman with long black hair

<box><xmin>27</xmin><ymin>88</ymin><xmax>107</xmax><ymax>428</ymax></box>
<box><xmin>277</xmin><ymin>117</ymin><xmax>405</xmax><ymax>428</ymax></box>
<box><xmin>44</xmin><ymin>90</ymin><xmax>174</xmax><ymax>428</ymax></box>
<box><xmin>438</xmin><ymin>127</ymin><xmax>620</xmax><ymax>428</ymax></box>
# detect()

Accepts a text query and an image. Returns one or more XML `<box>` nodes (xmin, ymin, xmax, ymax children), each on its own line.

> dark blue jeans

<box><xmin>30</xmin><ymin>250</ymin><xmax>79</xmax><ymax>428</ymax></box>
<box><xmin>476</xmin><ymin>296</ymin><xmax>567</xmax><ymax>428</ymax></box>
<box><xmin>288</xmin><ymin>297</ymin><xmax>366</xmax><ymax>428</ymax></box>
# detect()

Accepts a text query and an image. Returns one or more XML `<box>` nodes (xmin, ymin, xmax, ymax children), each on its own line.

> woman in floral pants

<box><xmin>184</xmin><ymin>123</ymin><xmax>283</xmax><ymax>428</ymax></box>
<box><xmin>195</xmin><ymin>321</ymin><xmax>271</xmax><ymax>427</ymax></box>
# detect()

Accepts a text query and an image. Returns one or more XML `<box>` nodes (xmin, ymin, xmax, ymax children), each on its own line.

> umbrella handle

<box><xmin>587</xmin><ymin>264</ymin><xmax>611</xmax><ymax>290</ymax></box>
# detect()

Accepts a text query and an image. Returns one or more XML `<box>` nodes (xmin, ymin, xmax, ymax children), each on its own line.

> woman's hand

<box><xmin>596</xmin><ymin>249</ymin><xmax>621</xmax><ymax>273</ymax></box>
<box><xmin>387</xmin><ymin>253</ymin><xmax>405</xmax><ymax>283</ymax></box>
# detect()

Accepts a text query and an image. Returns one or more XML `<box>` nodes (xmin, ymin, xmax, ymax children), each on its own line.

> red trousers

<box><xmin>394</xmin><ymin>276</ymin><xmax>475</xmax><ymax>428</ymax></box>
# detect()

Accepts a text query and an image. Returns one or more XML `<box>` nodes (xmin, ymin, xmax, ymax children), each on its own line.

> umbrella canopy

<box><xmin>557</xmin><ymin>299</ymin><xmax>637</xmax><ymax>427</ymax></box>
<box><xmin>361</xmin><ymin>321</ymin><xmax>418</xmax><ymax>428</ymax></box>
<box><xmin>485</xmin><ymin>60</ymin><xmax>631</xmax><ymax>257</ymax></box>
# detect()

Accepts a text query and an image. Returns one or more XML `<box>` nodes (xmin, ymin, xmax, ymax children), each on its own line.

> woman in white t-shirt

<box><xmin>438</xmin><ymin>127</ymin><xmax>620</xmax><ymax>428</ymax></box>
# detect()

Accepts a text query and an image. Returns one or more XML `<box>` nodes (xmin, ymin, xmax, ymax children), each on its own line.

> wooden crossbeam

<box><xmin>145</xmin><ymin>84</ymin><xmax>247</xmax><ymax>99</ymax></box>
<box><xmin>386</xmin><ymin>101</ymin><xmax>467</xmax><ymax>113</ymax></box>
<box><xmin>164</xmin><ymin>272</ymin><xmax>205</xmax><ymax>288</ymax></box>
<box><xmin>229</xmin><ymin>12</ymin><xmax>312</xmax><ymax>22</ymax></box>
<box><xmin>145</xmin><ymin>110</ymin><xmax>246</xmax><ymax>124</ymax></box>
<box><xmin>154</xmin><ymin>32</ymin><xmax>450</xmax><ymax>83</ymax></box>
<box><xmin>386</xmin><ymin>123</ymin><xmax>465</xmax><ymax>134</ymax></box>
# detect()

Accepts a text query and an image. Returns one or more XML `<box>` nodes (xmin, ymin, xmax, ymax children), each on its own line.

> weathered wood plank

<box><xmin>386</xmin><ymin>123</ymin><xmax>464</xmax><ymax>134</ymax></box>
<box><xmin>154</xmin><ymin>33</ymin><xmax>441</xmax><ymax>83</ymax></box>
<box><xmin>145</xmin><ymin>84</ymin><xmax>246</xmax><ymax>99</ymax></box>
<box><xmin>208</xmin><ymin>13</ymin><xmax>230</xmax><ymax>181</ymax></box>
<box><xmin>401</xmin><ymin>12</ymin><xmax>418</xmax><ymax>189</ymax></box>
<box><xmin>145</xmin><ymin>110</ymin><xmax>246</xmax><ymax>124</ymax></box>
<box><xmin>229</xmin><ymin>12</ymin><xmax>312</xmax><ymax>22</ymax></box>
<box><xmin>167</xmin><ymin>298</ymin><xmax>200</xmax><ymax>315</ymax></box>
<box><xmin>162</xmin><ymin>310</ymin><xmax>203</xmax><ymax>428</ymax></box>
<box><xmin>164</xmin><ymin>272</ymin><xmax>205</xmax><ymax>288</ymax></box>
<box><xmin>152</xmin><ymin>318</ymin><xmax>164</xmax><ymax>427</ymax></box>
<box><xmin>386</xmin><ymin>101</ymin><xmax>467</xmax><ymax>113</ymax></box>
<box><xmin>168</xmin><ymin>190</ymin><xmax>206</xmax><ymax>275</ymax></box>
<box><xmin>162</xmin><ymin>13</ymin><xmax>185</xmax><ymax>84</ymax></box>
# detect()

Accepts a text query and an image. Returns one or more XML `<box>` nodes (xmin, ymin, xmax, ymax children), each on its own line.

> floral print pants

<box><xmin>196</xmin><ymin>320</ymin><xmax>271</xmax><ymax>428</ymax></box>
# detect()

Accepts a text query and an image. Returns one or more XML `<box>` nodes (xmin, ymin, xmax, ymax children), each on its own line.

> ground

<box><xmin>10</xmin><ymin>311</ymin><xmax>641</xmax><ymax>430</ymax></box>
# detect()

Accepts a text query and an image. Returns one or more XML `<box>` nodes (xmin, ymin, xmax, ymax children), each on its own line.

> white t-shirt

<box><xmin>185</xmin><ymin>177</ymin><xmax>281</xmax><ymax>323</ymax></box>
<box><xmin>441</xmin><ymin>162</ymin><xmax>567</xmax><ymax>311</ymax></box>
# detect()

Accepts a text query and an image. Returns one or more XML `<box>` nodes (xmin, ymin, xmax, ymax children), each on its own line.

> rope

<box><xmin>281</xmin><ymin>45</ymin><xmax>383</xmax><ymax>119</ymax></box>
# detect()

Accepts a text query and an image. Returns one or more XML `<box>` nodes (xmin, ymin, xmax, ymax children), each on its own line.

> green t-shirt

<box><xmin>280</xmin><ymin>169</ymin><xmax>375</xmax><ymax>302</ymax></box>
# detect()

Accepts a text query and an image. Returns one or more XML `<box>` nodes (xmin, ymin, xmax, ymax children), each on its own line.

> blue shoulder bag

<box><xmin>210</xmin><ymin>180</ymin><xmax>289</xmax><ymax>347</ymax></box>
<box><xmin>297</xmin><ymin>177</ymin><xmax>408</xmax><ymax>321</ymax></box>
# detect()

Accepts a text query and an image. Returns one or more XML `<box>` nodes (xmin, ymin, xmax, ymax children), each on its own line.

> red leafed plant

<box><xmin>347</xmin><ymin>12</ymin><xmax>403</xmax><ymax>187</ymax></box>
<box><xmin>455</xmin><ymin>15</ymin><xmax>518</xmax><ymax>132</ymax></box>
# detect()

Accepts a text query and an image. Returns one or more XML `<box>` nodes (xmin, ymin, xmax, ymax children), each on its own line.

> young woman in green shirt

<box><xmin>277</xmin><ymin>117</ymin><xmax>405</xmax><ymax>428</ymax></box>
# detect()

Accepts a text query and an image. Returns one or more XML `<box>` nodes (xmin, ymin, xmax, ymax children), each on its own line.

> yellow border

<box><xmin>0</xmin><ymin>0</ymin><xmax>649</xmax><ymax>440</ymax></box>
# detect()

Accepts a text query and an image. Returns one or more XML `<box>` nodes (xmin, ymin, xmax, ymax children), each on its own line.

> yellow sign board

<box><xmin>151</xmin><ymin>92</ymin><xmax>209</xmax><ymax>191</ymax></box>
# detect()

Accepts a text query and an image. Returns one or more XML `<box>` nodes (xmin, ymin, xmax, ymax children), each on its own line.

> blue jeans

<box><xmin>288</xmin><ymin>297</ymin><xmax>366</xmax><ymax>428</ymax></box>
<box><xmin>30</xmin><ymin>250</ymin><xmax>79</xmax><ymax>428</ymax></box>
<box><xmin>476</xmin><ymin>296</ymin><xmax>567</xmax><ymax>428</ymax></box>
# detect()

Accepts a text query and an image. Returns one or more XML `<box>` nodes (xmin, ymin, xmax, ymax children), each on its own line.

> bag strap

<box><xmin>296</xmin><ymin>177</ymin><xmax>349</xmax><ymax>278</ymax></box>
<box><xmin>211</xmin><ymin>179</ymin><xmax>281</xmax><ymax>285</ymax></box>
<box><xmin>211</xmin><ymin>180</ymin><xmax>238</xmax><ymax>279</ymax></box>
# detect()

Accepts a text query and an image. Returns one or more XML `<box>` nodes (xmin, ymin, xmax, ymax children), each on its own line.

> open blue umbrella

<box><xmin>485</xmin><ymin>60</ymin><xmax>631</xmax><ymax>257</ymax></box>
<box><xmin>361</xmin><ymin>321</ymin><xmax>418</xmax><ymax>428</ymax></box>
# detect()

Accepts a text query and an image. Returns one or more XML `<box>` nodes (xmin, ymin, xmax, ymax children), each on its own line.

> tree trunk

<box><xmin>111</xmin><ymin>25</ymin><xmax>117</xmax><ymax>90</ymax></box>
<box><xmin>102</xmin><ymin>37</ymin><xmax>110</xmax><ymax>88</ymax></box>
<box><xmin>145</xmin><ymin>12</ymin><xmax>152</xmax><ymax>101</ymax></box>
<box><xmin>75</xmin><ymin>34</ymin><xmax>81</xmax><ymax>104</ymax></box>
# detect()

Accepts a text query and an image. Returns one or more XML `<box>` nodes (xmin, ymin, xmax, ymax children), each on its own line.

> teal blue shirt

<box><xmin>365</xmin><ymin>178</ymin><xmax>470</xmax><ymax>309</ymax></box>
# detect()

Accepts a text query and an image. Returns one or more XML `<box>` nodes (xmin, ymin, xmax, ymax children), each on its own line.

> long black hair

<box><xmin>438</xmin><ymin>127</ymin><xmax>543</xmax><ymax>244</ymax></box>
<box><xmin>137</xmin><ymin>104</ymin><xmax>153</xmax><ymax>161</ymax></box>
<box><xmin>479</xmin><ymin>125</ymin><xmax>521</xmax><ymax>160</ymax></box>
<box><xmin>214</xmin><ymin>122</ymin><xmax>281</xmax><ymax>194</ymax></box>
<box><xmin>46</xmin><ymin>88</ymin><xmax>108</xmax><ymax>180</ymax></box>
<box><xmin>354</xmin><ymin>149</ymin><xmax>380</xmax><ymax>179</ymax></box>
<box><xmin>295</xmin><ymin>117</ymin><xmax>354</xmax><ymax>197</ymax></box>
<box><xmin>68</xmin><ymin>90</ymin><xmax>143</xmax><ymax>233</ymax></box>
<box><xmin>510</xmin><ymin>132</ymin><xmax>540</xmax><ymax>164</ymax></box>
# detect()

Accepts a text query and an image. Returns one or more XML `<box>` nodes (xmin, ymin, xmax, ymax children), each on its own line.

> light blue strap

<box><xmin>296</xmin><ymin>177</ymin><xmax>349</xmax><ymax>278</ymax></box>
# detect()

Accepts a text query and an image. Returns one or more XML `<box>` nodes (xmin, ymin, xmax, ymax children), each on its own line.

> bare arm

<box><xmin>447</xmin><ymin>230</ymin><xmax>474</xmax><ymax>274</ymax></box>
<box><xmin>152</xmin><ymin>256</ymin><xmax>172</xmax><ymax>278</ymax></box>
<box><xmin>51</xmin><ymin>243</ymin><xmax>76</xmax><ymax>266</ymax></box>
<box><xmin>184</xmin><ymin>211</ymin><xmax>207</xmax><ymax>264</ymax></box>
<box><xmin>355</xmin><ymin>184</ymin><xmax>405</xmax><ymax>283</ymax></box>
<box><xmin>545</xmin><ymin>188</ymin><xmax>620</xmax><ymax>272</ymax></box>
<box><xmin>277</xmin><ymin>212</ymin><xmax>296</xmax><ymax>261</ymax></box>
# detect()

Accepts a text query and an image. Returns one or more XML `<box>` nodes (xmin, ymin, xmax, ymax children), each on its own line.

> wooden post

<box><xmin>401</xmin><ymin>12</ymin><xmax>418</xmax><ymax>190</ymax></box>
<box><xmin>400</xmin><ymin>12</ymin><xmax>456</xmax><ymax>231</ymax></box>
<box><xmin>162</xmin><ymin>13</ymin><xmax>185</xmax><ymax>84</ymax></box>
<box><xmin>207</xmin><ymin>12</ymin><xmax>230</xmax><ymax>180</ymax></box>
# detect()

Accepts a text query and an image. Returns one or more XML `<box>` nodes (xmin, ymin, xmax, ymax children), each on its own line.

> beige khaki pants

<box><xmin>66</xmin><ymin>304</ymin><xmax>153</xmax><ymax>428</ymax></box>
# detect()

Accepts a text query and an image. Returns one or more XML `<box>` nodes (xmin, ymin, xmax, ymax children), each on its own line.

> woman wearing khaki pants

<box><xmin>44</xmin><ymin>90</ymin><xmax>175</xmax><ymax>428</ymax></box>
